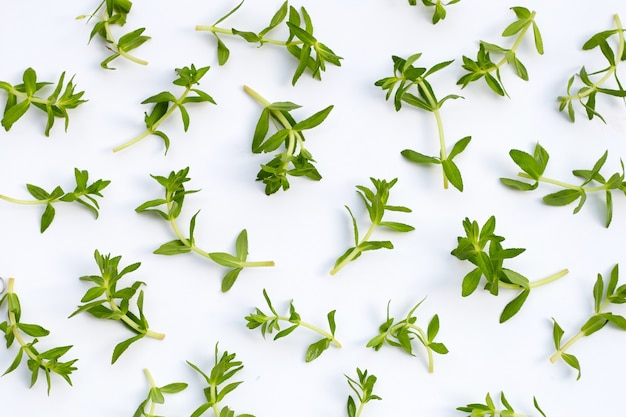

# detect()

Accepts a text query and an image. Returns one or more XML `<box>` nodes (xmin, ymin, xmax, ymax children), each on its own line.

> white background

<box><xmin>1</xmin><ymin>0</ymin><xmax>626</xmax><ymax>415</ymax></box>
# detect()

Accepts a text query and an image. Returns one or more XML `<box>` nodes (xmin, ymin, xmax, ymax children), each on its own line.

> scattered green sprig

<box><xmin>133</xmin><ymin>368</ymin><xmax>188</xmax><ymax>417</ymax></box>
<box><xmin>0</xmin><ymin>168</ymin><xmax>110</xmax><ymax>233</ymax></box>
<box><xmin>366</xmin><ymin>299</ymin><xmax>448</xmax><ymax>373</ymax></box>
<box><xmin>243</xmin><ymin>85</ymin><xmax>333</xmax><ymax>195</ymax></box>
<box><xmin>551</xmin><ymin>264</ymin><xmax>626</xmax><ymax>380</ymax></box>
<box><xmin>458</xmin><ymin>7</ymin><xmax>543</xmax><ymax>97</ymax></box>
<box><xmin>69</xmin><ymin>250</ymin><xmax>165</xmax><ymax>364</ymax></box>
<box><xmin>77</xmin><ymin>0</ymin><xmax>151</xmax><ymax>69</ymax></box>
<box><xmin>345</xmin><ymin>368</ymin><xmax>381</xmax><ymax>417</ymax></box>
<box><xmin>0</xmin><ymin>278</ymin><xmax>78</xmax><ymax>395</ymax></box>
<box><xmin>376</xmin><ymin>54</ymin><xmax>471</xmax><ymax>190</ymax></box>
<box><xmin>187</xmin><ymin>343</ymin><xmax>255</xmax><ymax>417</ymax></box>
<box><xmin>558</xmin><ymin>14</ymin><xmax>626</xmax><ymax>122</ymax></box>
<box><xmin>408</xmin><ymin>0</ymin><xmax>461</xmax><ymax>24</ymax></box>
<box><xmin>245</xmin><ymin>289</ymin><xmax>341</xmax><ymax>362</ymax></box>
<box><xmin>196</xmin><ymin>1</ymin><xmax>342</xmax><ymax>85</ymax></box>
<box><xmin>113</xmin><ymin>64</ymin><xmax>216</xmax><ymax>154</ymax></box>
<box><xmin>135</xmin><ymin>167</ymin><xmax>275</xmax><ymax>292</ymax></box>
<box><xmin>500</xmin><ymin>143</ymin><xmax>626</xmax><ymax>228</ymax></box>
<box><xmin>331</xmin><ymin>178</ymin><xmax>414</xmax><ymax>275</ymax></box>
<box><xmin>0</xmin><ymin>67</ymin><xmax>86</xmax><ymax>135</ymax></box>
<box><xmin>451</xmin><ymin>215</ymin><xmax>568</xmax><ymax>323</ymax></box>
<box><xmin>457</xmin><ymin>392</ymin><xmax>547</xmax><ymax>417</ymax></box>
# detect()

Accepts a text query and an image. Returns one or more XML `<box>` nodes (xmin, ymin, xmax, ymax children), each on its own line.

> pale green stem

<box><xmin>0</xmin><ymin>188</ymin><xmax>95</xmax><ymax>207</ymax></box>
<box><xmin>102</xmin><ymin>16</ymin><xmax>148</xmax><ymax>65</ymax></box>
<box><xmin>388</xmin><ymin>321</ymin><xmax>435</xmax><ymax>373</ymax></box>
<box><xmin>330</xmin><ymin>222</ymin><xmax>377</xmax><ymax>276</ymax></box>
<box><xmin>354</xmin><ymin>401</ymin><xmax>366</xmax><ymax>417</ymax></box>
<box><xmin>499</xmin><ymin>268</ymin><xmax>569</xmax><ymax>290</ymax></box>
<box><xmin>492</xmin><ymin>11</ymin><xmax>537</xmax><ymax>71</ymax></box>
<box><xmin>4</xmin><ymin>88</ymin><xmax>53</xmax><ymax>106</ymax></box>
<box><xmin>144</xmin><ymin>368</ymin><xmax>158</xmax><ymax>416</ymax></box>
<box><xmin>7</xmin><ymin>279</ymin><xmax>40</xmax><ymax>364</ymax></box>
<box><xmin>276</xmin><ymin>316</ymin><xmax>342</xmax><ymax>348</ymax></box>
<box><xmin>195</xmin><ymin>25</ymin><xmax>304</xmax><ymax>47</ymax></box>
<box><xmin>210</xmin><ymin>384</ymin><xmax>221</xmax><ymax>417</ymax></box>
<box><xmin>518</xmin><ymin>172</ymin><xmax>607</xmax><ymax>192</ymax></box>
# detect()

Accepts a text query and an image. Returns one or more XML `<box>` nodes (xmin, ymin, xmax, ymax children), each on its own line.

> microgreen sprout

<box><xmin>0</xmin><ymin>278</ymin><xmax>78</xmax><ymax>394</ymax></box>
<box><xmin>551</xmin><ymin>264</ymin><xmax>626</xmax><ymax>380</ymax></box>
<box><xmin>457</xmin><ymin>392</ymin><xmax>547</xmax><ymax>417</ymax></box>
<box><xmin>245</xmin><ymin>289</ymin><xmax>341</xmax><ymax>362</ymax></box>
<box><xmin>187</xmin><ymin>343</ymin><xmax>255</xmax><ymax>417</ymax></box>
<box><xmin>500</xmin><ymin>143</ymin><xmax>626</xmax><ymax>227</ymax></box>
<box><xmin>451</xmin><ymin>215</ymin><xmax>568</xmax><ymax>323</ymax></box>
<box><xmin>196</xmin><ymin>1</ymin><xmax>342</xmax><ymax>85</ymax></box>
<box><xmin>69</xmin><ymin>250</ymin><xmax>165</xmax><ymax>364</ymax></box>
<box><xmin>243</xmin><ymin>85</ymin><xmax>333</xmax><ymax>195</ymax></box>
<box><xmin>345</xmin><ymin>368</ymin><xmax>381</xmax><ymax>417</ymax></box>
<box><xmin>331</xmin><ymin>178</ymin><xmax>414</xmax><ymax>275</ymax></box>
<box><xmin>458</xmin><ymin>7</ymin><xmax>543</xmax><ymax>97</ymax></box>
<box><xmin>77</xmin><ymin>0</ymin><xmax>151</xmax><ymax>69</ymax></box>
<box><xmin>113</xmin><ymin>64</ymin><xmax>216</xmax><ymax>154</ymax></box>
<box><xmin>376</xmin><ymin>54</ymin><xmax>471</xmax><ymax>190</ymax></box>
<box><xmin>558</xmin><ymin>14</ymin><xmax>626</xmax><ymax>122</ymax></box>
<box><xmin>366</xmin><ymin>299</ymin><xmax>448</xmax><ymax>373</ymax></box>
<box><xmin>135</xmin><ymin>167</ymin><xmax>275</xmax><ymax>292</ymax></box>
<box><xmin>0</xmin><ymin>67</ymin><xmax>86</xmax><ymax>135</ymax></box>
<box><xmin>133</xmin><ymin>368</ymin><xmax>188</xmax><ymax>417</ymax></box>
<box><xmin>0</xmin><ymin>168</ymin><xmax>110</xmax><ymax>233</ymax></box>
<box><xmin>408</xmin><ymin>0</ymin><xmax>461</xmax><ymax>25</ymax></box>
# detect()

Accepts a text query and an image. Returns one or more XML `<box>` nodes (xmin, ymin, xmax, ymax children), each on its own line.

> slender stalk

<box><xmin>492</xmin><ymin>11</ymin><xmax>537</xmax><ymax>71</ymax></box>
<box><xmin>102</xmin><ymin>16</ymin><xmax>148</xmax><ymax>66</ymax></box>
<box><xmin>0</xmin><ymin>195</ymin><xmax>47</xmax><ymax>205</ymax></box>
<box><xmin>354</xmin><ymin>401</ymin><xmax>366</xmax><ymax>417</ymax></box>
<box><xmin>7</xmin><ymin>279</ymin><xmax>40</xmax><ymax>364</ymax></box>
<box><xmin>550</xmin><ymin>330</ymin><xmax>584</xmax><ymax>363</ymax></box>
<box><xmin>276</xmin><ymin>315</ymin><xmax>342</xmax><ymax>348</ymax></box>
<box><xmin>210</xmin><ymin>383</ymin><xmax>220</xmax><ymax>417</ymax></box>
<box><xmin>143</xmin><ymin>368</ymin><xmax>158</xmax><ymax>416</ymax></box>
<box><xmin>499</xmin><ymin>268</ymin><xmax>569</xmax><ymax>290</ymax></box>
<box><xmin>386</xmin><ymin>321</ymin><xmax>435</xmax><ymax>372</ymax></box>
<box><xmin>518</xmin><ymin>172</ymin><xmax>607</xmax><ymax>192</ymax></box>
<box><xmin>195</xmin><ymin>25</ymin><xmax>304</xmax><ymax>47</ymax></box>
<box><xmin>416</xmin><ymin>79</ymin><xmax>448</xmax><ymax>189</ymax></box>
<box><xmin>330</xmin><ymin>223</ymin><xmax>377</xmax><ymax>276</ymax></box>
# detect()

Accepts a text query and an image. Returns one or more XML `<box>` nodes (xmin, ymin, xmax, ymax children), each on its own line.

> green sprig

<box><xmin>0</xmin><ymin>168</ymin><xmax>110</xmax><ymax>233</ymax></box>
<box><xmin>245</xmin><ymin>289</ymin><xmax>341</xmax><ymax>362</ymax></box>
<box><xmin>331</xmin><ymin>178</ymin><xmax>414</xmax><ymax>275</ymax></box>
<box><xmin>69</xmin><ymin>250</ymin><xmax>165</xmax><ymax>364</ymax></box>
<box><xmin>376</xmin><ymin>54</ymin><xmax>471</xmax><ymax>190</ymax></box>
<box><xmin>345</xmin><ymin>368</ymin><xmax>381</xmax><ymax>417</ymax></box>
<box><xmin>244</xmin><ymin>85</ymin><xmax>333</xmax><ymax>195</ymax></box>
<box><xmin>451</xmin><ymin>215</ymin><xmax>568</xmax><ymax>323</ymax></box>
<box><xmin>457</xmin><ymin>392</ymin><xmax>547</xmax><ymax>417</ymax></box>
<box><xmin>133</xmin><ymin>368</ymin><xmax>188</xmax><ymax>417</ymax></box>
<box><xmin>0</xmin><ymin>67</ymin><xmax>86</xmax><ymax>135</ymax></box>
<box><xmin>408</xmin><ymin>0</ymin><xmax>461</xmax><ymax>24</ymax></box>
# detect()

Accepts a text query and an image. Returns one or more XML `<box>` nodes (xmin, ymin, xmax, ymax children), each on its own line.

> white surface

<box><xmin>1</xmin><ymin>0</ymin><xmax>626</xmax><ymax>415</ymax></box>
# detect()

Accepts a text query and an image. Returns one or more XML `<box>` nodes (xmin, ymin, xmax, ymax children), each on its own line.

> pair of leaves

<box><xmin>345</xmin><ymin>368</ymin><xmax>381</xmax><ymax>417</ymax></box>
<box><xmin>133</xmin><ymin>369</ymin><xmax>188</xmax><ymax>417</ymax></box>
<box><xmin>457</xmin><ymin>392</ymin><xmax>546</xmax><ymax>417</ymax></box>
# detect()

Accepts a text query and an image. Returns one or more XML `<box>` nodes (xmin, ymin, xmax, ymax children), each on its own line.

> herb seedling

<box><xmin>245</xmin><ymin>289</ymin><xmax>341</xmax><ymax>362</ymax></box>
<box><xmin>366</xmin><ymin>299</ymin><xmax>448</xmax><ymax>373</ymax></box>
<box><xmin>69</xmin><ymin>250</ymin><xmax>165</xmax><ymax>364</ymax></box>
<box><xmin>133</xmin><ymin>368</ymin><xmax>188</xmax><ymax>417</ymax></box>
<box><xmin>500</xmin><ymin>143</ymin><xmax>626</xmax><ymax>227</ymax></box>
<box><xmin>558</xmin><ymin>14</ymin><xmax>626</xmax><ymax>122</ymax></box>
<box><xmin>408</xmin><ymin>0</ymin><xmax>461</xmax><ymax>25</ymax></box>
<box><xmin>451</xmin><ymin>216</ymin><xmax>568</xmax><ymax>323</ymax></box>
<box><xmin>187</xmin><ymin>343</ymin><xmax>255</xmax><ymax>417</ymax></box>
<box><xmin>0</xmin><ymin>168</ymin><xmax>110</xmax><ymax>233</ymax></box>
<box><xmin>135</xmin><ymin>167</ymin><xmax>274</xmax><ymax>292</ymax></box>
<box><xmin>345</xmin><ymin>368</ymin><xmax>381</xmax><ymax>417</ymax></box>
<box><xmin>551</xmin><ymin>264</ymin><xmax>626</xmax><ymax>380</ymax></box>
<box><xmin>0</xmin><ymin>278</ymin><xmax>78</xmax><ymax>394</ymax></box>
<box><xmin>457</xmin><ymin>392</ymin><xmax>547</xmax><ymax>417</ymax></box>
<box><xmin>0</xmin><ymin>67</ymin><xmax>86</xmax><ymax>136</ymax></box>
<box><xmin>244</xmin><ymin>85</ymin><xmax>333</xmax><ymax>195</ymax></box>
<box><xmin>376</xmin><ymin>54</ymin><xmax>471</xmax><ymax>190</ymax></box>
<box><xmin>458</xmin><ymin>7</ymin><xmax>543</xmax><ymax>97</ymax></box>
<box><xmin>196</xmin><ymin>1</ymin><xmax>342</xmax><ymax>85</ymax></box>
<box><xmin>331</xmin><ymin>178</ymin><xmax>414</xmax><ymax>275</ymax></box>
<box><xmin>113</xmin><ymin>64</ymin><xmax>216</xmax><ymax>154</ymax></box>
<box><xmin>77</xmin><ymin>0</ymin><xmax>151</xmax><ymax>69</ymax></box>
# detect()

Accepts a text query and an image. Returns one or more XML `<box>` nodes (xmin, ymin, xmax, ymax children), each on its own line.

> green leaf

<box><xmin>40</xmin><ymin>204</ymin><xmax>56</xmax><ymax>233</ymax></box>
<box><xmin>442</xmin><ymin>159</ymin><xmax>464</xmax><ymax>191</ymax></box>
<box><xmin>221</xmin><ymin>268</ymin><xmax>242</xmax><ymax>292</ymax></box>
<box><xmin>209</xmin><ymin>252</ymin><xmax>241</xmax><ymax>268</ymax></box>
<box><xmin>235</xmin><ymin>229</ymin><xmax>249</xmax><ymax>261</ymax></box>
<box><xmin>112</xmin><ymin>334</ymin><xmax>144</xmax><ymax>364</ymax></box>
<box><xmin>17</xmin><ymin>323</ymin><xmax>50</xmax><ymax>337</ymax></box>
<box><xmin>305</xmin><ymin>338</ymin><xmax>331</xmax><ymax>362</ymax></box>
<box><xmin>292</xmin><ymin>105</ymin><xmax>333</xmax><ymax>131</ymax></box>
<box><xmin>543</xmin><ymin>189</ymin><xmax>582</xmax><ymax>206</ymax></box>
<box><xmin>154</xmin><ymin>240</ymin><xmax>192</xmax><ymax>255</ymax></box>
<box><xmin>26</xmin><ymin>184</ymin><xmax>51</xmax><ymax>200</ymax></box>
<box><xmin>401</xmin><ymin>149</ymin><xmax>440</xmax><ymax>164</ymax></box>
<box><xmin>499</xmin><ymin>289</ymin><xmax>530</xmax><ymax>323</ymax></box>
<box><xmin>562</xmin><ymin>353</ymin><xmax>581</xmax><ymax>380</ymax></box>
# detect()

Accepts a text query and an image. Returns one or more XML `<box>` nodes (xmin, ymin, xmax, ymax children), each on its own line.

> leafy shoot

<box><xmin>345</xmin><ymin>368</ymin><xmax>381</xmax><ymax>417</ymax></box>
<box><xmin>407</xmin><ymin>0</ymin><xmax>461</xmax><ymax>25</ymax></box>
<box><xmin>133</xmin><ymin>368</ymin><xmax>188</xmax><ymax>417</ymax></box>
<box><xmin>457</xmin><ymin>392</ymin><xmax>547</xmax><ymax>417</ymax></box>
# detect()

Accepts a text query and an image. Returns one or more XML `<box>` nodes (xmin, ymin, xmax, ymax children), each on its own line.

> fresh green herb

<box><xmin>458</xmin><ymin>7</ymin><xmax>543</xmax><ymax>97</ymax></box>
<box><xmin>113</xmin><ymin>64</ymin><xmax>216</xmax><ymax>154</ymax></box>
<box><xmin>558</xmin><ymin>14</ymin><xmax>626</xmax><ymax>122</ymax></box>
<box><xmin>0</xmin><ymin>67</ymin><xmax>86</xmax><ymax>136</ymax></box>
<box><xmin>500</xmin><ymin>143</ymin><xmax>625</xmax><ymax>227</ymax></box>
<box><xmin>376</xmin><ymin>54</ymin><xmax>471</xmax><ymax>190</ymax></box>
<box><xmin>133</xmin><ymin>368</ymin><xmax>188</xmax><ymax>417</ymax></box>
<box><xmin>243</xmin><ymin>85</ymin><xmax>333</xmax><ymax>195</ymax></box>
<box><xmin>551</xmin><ymin>264</ymin><xmax>626</xmax><ymax>380</ymax></box>
<box><xmin>77</xmin><ymin>0</ymin><xmax>151</xmax><ymax>69</ymax></box>
<box><xmin>245</xmin><ymin>289</ymin><xmax>341</xmax><ymax>362</ymax></box>
<box><xmin>187</xmin><ymin>343</ymin><xmax>255</xmax><ymax>417</ymax></box>
<box><xmin>196</xmin><ymin>1</ymin><xmax>342</xmax><ymax>85</ymax></box>
<box><xmin>451</xmin><ymin>215</ymin><xmax>568</xmax><ymax>323</ymax></box>
<box><xmin>408</xmin><ymin>0</ymin><xmax>461</xmax><ymax>25</ymax></box>
<box><xmin>366</xmin><ymin>299</ymin><xmax>448</xmax><ymax>373</ymax></box>
<box><xmin>0</xmin><ymin>277</ymin><xmax>78</xmax><ymax>395</ymax></box>
<box><xmin>135</xmin><ymin>167</ymin><xmax>275</xmax><ymax>292</ymax></box>
<box><xmin>331</xmin><ymin>178</ymin><xmax>414</xmax><ymax>275</ymax></box>
<box><xmin>0</xmin><ymin>168</ymin><xmax>110</xmax><ymax>233</ymax></box>
<box><xmin>345</xmin><ymin>368</ymin><xmax>381</xmax><ymax>417</ymax></box>
<box><xmin>457</xmin><ymin>392</ymin><xmax>547</xmax><ymax>417</ymax></box>
<box><xmin>69</xmin><ymin>250</ymin><xmax>165</xmax><ymax>364</ymax></box>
